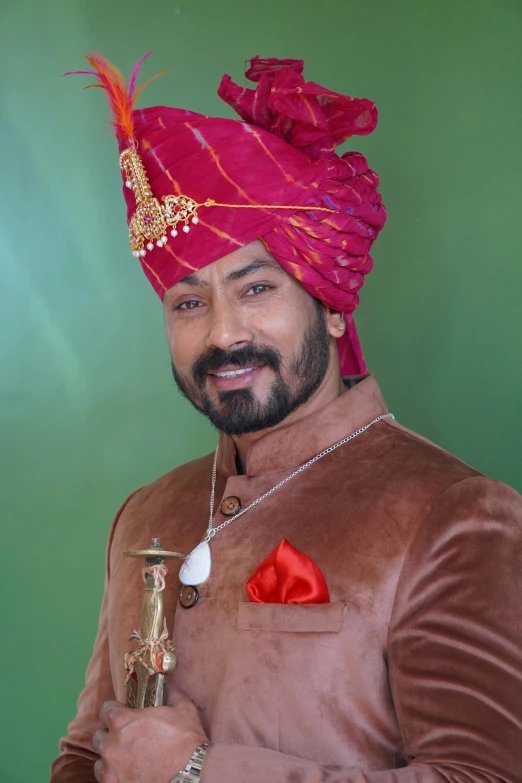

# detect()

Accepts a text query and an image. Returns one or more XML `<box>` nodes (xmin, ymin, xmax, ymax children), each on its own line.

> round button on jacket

<box><xmin>220</xmin><ymin>496</ymin><xmax>241</xmax><ymax>516</ymax></box>
<box><xmin>179</xmin><ymin>585</ymin><xmax>199</xmax><ymax>609</ymax></box>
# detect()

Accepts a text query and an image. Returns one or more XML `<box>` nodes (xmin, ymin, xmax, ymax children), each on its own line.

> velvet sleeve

<box><xmin>49</xmin><ymin>490</ymin><xmax>142</xmax><ymax>783</ymax></box>
<box><xmin>200</xmin><ymin>476</ymin><xmax>522</xmax><ymax>783</ymax></box>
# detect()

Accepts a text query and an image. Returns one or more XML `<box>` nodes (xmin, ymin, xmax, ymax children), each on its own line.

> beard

<box><xmin>171</xmin><ymin>299</ymin><xmax>330</xmax><ymax>436</ymax></box>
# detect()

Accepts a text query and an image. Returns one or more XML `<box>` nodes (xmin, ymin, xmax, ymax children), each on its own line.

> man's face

<box><xmin>163</xmin><ymin>240</ymin><xmax>332</xmax><ymax>435</ymax></box>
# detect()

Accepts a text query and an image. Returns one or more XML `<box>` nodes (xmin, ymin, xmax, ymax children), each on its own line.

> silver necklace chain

<box><xmin>204</xmin><ymin>412</ymin><xmax>395</xmax><ymax>542</ymax></box>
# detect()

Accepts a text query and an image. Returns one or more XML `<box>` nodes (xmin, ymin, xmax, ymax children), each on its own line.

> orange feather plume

<box><xmin>64</xmin><ymin>52</ymin><xmax>166</xmax><ymax>144</ymax></box>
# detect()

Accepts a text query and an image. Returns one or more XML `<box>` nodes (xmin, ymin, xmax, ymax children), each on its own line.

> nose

<box><xmin>206</xmin><ymin>300</ymin><xmax>253</xmax><ymax>351</ymax></box>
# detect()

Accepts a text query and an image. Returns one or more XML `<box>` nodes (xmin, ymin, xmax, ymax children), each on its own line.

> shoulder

<box><xmin>124</xmin><ymin>451</ymin><xmax>215</xmax><ymax>513</ymax></box>
<box><xmin>362</xmin><ymin>416</ymin><xmax>492</xmax><ymax>509</ymax></box>
<box><xmin>419</xmin><ymin>473</ymin><xmax>522</xmax><ymax>537</ymax></box>
<box><xmin>342</xmin><ymin>416</ymin><xmax>521</xmax><ymax>557</ymax></box>
<box><xmin>378</xmin><ymin>417</ymin><xmax>482</xmax><ymax>481</ymax></box>
<box><xmin>390</xmin><ymin>464</ymin><xmax>522</xmax><ymax>604</ymax></box>
<box><xmin>341</xmin><ymin>415</ymin><xmax>484</xmax><ymax>523</ymax></box>
<box><xmin>106</xmin><ymin>452</ymin><xmax>215</xmax><ymax>568</ymax></box>
<box><xmin>380</xmin><ymin>417</ymin><xmax>520</xmax><ymax>507</ymax></box>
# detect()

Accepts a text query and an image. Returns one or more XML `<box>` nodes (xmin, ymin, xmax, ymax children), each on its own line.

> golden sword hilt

<box><xmin>123</xmin><ymin>538</ymin><xmax>186</xmax><ymax>709</ymax></box>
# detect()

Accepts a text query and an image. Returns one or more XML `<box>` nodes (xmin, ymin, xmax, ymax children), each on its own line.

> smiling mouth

<box><xmin>212</xmin><ymin>367</ymin><xmax>256</xmax><ymax>379</ymax></box>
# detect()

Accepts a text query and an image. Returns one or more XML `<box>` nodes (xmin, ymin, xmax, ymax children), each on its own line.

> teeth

<box><xmin>214</xmin><ymin>367</ymin><xmax>254</xmax><ymax>378</ymax></box>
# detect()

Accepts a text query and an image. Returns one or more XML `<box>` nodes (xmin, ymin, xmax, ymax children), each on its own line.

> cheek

<box><xmin>165</xmin><ymin>319</ymin><xmax>205</xmax><ymax>374</ymax></box>
<box><xmin>252</xmin><ymin>297</ymin><xmax>313</xmax><ymax>354</ymax></box>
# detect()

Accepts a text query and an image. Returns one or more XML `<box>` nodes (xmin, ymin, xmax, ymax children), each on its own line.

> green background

<box><xmin>1</xmin><ymin>1</ymin><xmax>521</xmax><ymax>780</ymax></box>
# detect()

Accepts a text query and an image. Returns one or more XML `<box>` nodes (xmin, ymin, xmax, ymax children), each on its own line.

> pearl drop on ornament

<box><xmin>183</xmin><ymin>225</ymin><xmax>190</xmax><ymax>234</ymax></box>
<box><xmin>161</xmin><ymin>235</ymin><xmax>167</xmax><ymax>243</ymax></box>
<box><xmin>140</xmin><ymin>249</ymin><xmax>146</xmax><ymax>257</ymax></box>
<box><xmin>191</xmin><ymin>216</ymin><xmax>199</xmax><ymax>225</ymax></box>
<box><xmin>147</xmin><ymin>242</ymin><xmax>154</xmax><ymax>251</ymax></box>
<box><xmin>170</xmin><ymin>229</ymin><xmax>178</xmax><ymax>238</ymax></box>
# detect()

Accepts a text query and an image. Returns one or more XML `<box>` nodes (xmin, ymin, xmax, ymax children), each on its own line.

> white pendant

<box><xmin>179</xmin><ymin>541</ymin><xmax>212</xmax><ymax>586</ymax></box>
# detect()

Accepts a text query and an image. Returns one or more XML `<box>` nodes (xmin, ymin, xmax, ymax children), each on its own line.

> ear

<box><xmin>325</xmin><ymin>308</ymin><xmax>346</xmax><ymax>339</ymax></box>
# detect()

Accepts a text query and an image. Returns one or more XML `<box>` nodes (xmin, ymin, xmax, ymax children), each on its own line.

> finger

<box><xmin>166</xmin><ymin>685</ymin><xmax>192</xmax><ymax>706</ymax></box>
<box><xmin>99</xmin><ymin>699</ymin><xmax>128</xmax><ymax>729</ymax></box>
<box><xmin>94</xmin><ymin>756</ymin><xmax>118</xmax><ymax>783</ymax></box>
<box><xmin>93</xmin><ymin>757</ymin><xmax>105</xmax><ymax>783</ymax></box>
<box><xmin>92</xmin><ymin>728</ymin><xmax>108</xmax><ymax>755</ymax></box>
<box><xmin>167</xmin><ymin>686</ymin><xmax>205</xmax><ymax>716</ymax></box>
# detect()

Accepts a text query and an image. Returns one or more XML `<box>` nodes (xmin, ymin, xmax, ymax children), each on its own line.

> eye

<box><xmin>176</xmin><ymin>299</ymin><xmax>203</xmax><ymax>310</ymax></box>
<box><xmin>245</xmin><ymin>283</ymin><xmax>271</xmax><ymax>296</ymax></box>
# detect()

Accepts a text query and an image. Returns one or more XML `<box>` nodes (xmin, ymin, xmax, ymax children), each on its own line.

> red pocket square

<box><xmin>246</xmin><ymin>539</ymin><xmax>330</xmax><ymax>604</ymax></box>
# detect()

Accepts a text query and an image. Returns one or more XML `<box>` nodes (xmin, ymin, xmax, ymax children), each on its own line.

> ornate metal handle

<box><xmin>123</xmin><ymin>538</ymin><xmax>185</xmax><ymax>709</ymax></box>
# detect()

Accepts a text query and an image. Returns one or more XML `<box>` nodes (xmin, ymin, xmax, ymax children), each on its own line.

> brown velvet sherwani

<box><xmin>51</xmin><ymin>376</ymin><xmax>522</xmax><ymax>783</ymax></box>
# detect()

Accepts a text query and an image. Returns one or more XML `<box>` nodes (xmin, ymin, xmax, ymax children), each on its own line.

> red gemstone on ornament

<box><xmin>144</xmin><ymin>215</ymin><xmax>151</xmax><ymax>223</ymax></box>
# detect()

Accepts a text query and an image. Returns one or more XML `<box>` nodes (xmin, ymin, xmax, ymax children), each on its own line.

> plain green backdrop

<box><xmin>1</xmin><ymin>0</ymin><xmax>521</xmax><ymax>780</ymax></box>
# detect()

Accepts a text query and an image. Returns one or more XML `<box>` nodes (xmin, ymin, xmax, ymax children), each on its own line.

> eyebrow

<box><xmin>225</xmin><ymin>259</ymin><xmax>280</xmax><ymax>283</ymax></box>
<box><xmin>178</xmin><ymin>259</ymin><xmax>281</xmax><ymax>288</ymax></box>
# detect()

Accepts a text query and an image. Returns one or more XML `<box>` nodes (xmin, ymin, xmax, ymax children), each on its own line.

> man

<box><xmin>52</xmin><ymin>54</ymin><xmax>522</xmax><ymax>783</ymax></box>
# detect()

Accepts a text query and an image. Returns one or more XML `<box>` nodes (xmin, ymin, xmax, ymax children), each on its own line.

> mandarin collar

<box><xmin>215</xmin><ymin>375</ymin><xmax>388</xmax><ymax>479</ymax></box>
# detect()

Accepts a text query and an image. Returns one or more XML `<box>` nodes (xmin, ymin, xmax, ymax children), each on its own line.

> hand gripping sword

<box><xmin>123</xmin><ymin>538</ymin><xmax>186</xmax><ymax>708</ymax></box>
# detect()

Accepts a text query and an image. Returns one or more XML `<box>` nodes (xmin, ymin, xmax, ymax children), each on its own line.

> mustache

<box><xmin>192</xmin><ymin>344</ymin><xmax>282</xmax><ymax>388</ymax></box>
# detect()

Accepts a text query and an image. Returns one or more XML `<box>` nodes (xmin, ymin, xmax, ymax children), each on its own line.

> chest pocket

<box><xmin>207</xmin><ymin>601</ymin><xmax>349</xmax><ymax>757</ymax></box>
<box><xmin>236</xmin><ymin>601</ymin><xmax>345</xmax><ymax>633</ymax></box>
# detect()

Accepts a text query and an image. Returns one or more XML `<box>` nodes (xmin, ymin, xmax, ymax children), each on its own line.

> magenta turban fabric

<box><xmin>218</xmin><ymin>58</ymin><xmax>387</xmax><ymax>373</ymax></box>
<box><xmin>74</xmin><ymin>54</ymin><xmax>387</xmax><ymax>374</ymax></box>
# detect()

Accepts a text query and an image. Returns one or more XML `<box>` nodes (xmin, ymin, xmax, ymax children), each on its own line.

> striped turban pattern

<box><xmin>119</xmin><ymin>56</ymin><xmax>387</xmax><ymax>373</ymax></box>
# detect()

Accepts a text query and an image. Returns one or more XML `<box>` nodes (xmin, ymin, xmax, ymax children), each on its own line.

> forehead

<box><xmin>174</xmin><ymin>239</ymin><xmax>285</xmax><ymax>289</ymax></box>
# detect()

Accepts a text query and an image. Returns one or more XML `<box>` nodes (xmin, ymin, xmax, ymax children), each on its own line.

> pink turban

<box><xmin>69</xmin><ymin>54</ymin><xmax>387</xmax><ymax>374</ymax></box>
